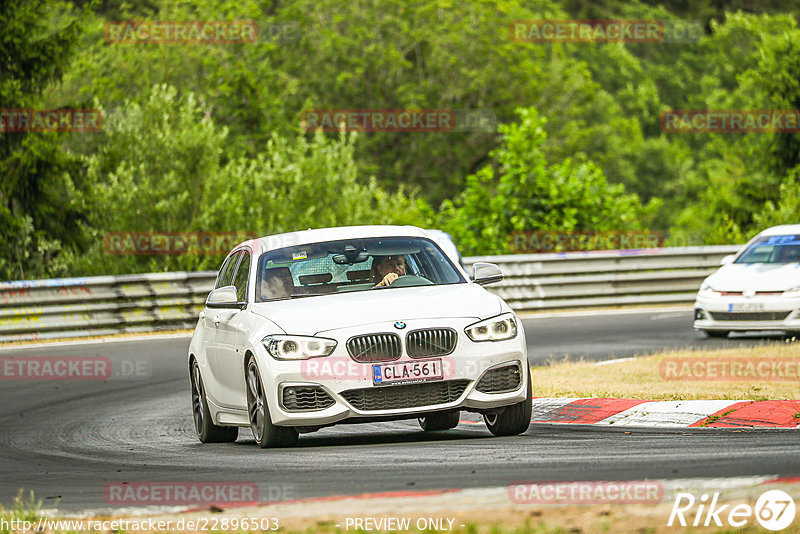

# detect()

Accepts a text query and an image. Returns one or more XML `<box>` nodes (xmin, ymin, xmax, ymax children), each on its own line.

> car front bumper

<box><xmin>260</xmin><ymin>319</ymin><xmax>529</xmax><ymax>427</ymax></box>
<box><xmin>693</xmin><ymin>295</ymin><xmax>800</xmax><ymax>332</ymax></box>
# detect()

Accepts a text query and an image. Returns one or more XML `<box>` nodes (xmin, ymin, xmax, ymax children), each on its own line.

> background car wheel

<box><xmin>246</xmin><ymin>356</ymin><xmax>298</xmax><ymax>448</ymax></box>
<box><xmin>483</xmin><ymin>374</ymin><xmax>532</xmax><ymax>437</ymax></box>
<box><xmin>418</xmin><ymin>410</ymin><xmax>460</xmax><ymax>431</ymax></box>
<box><xmin>704</xmin><ymin>330</ymin><xmax>730</xmax><ymax>338</ymax></box>
<box><xmin>190</xmin><ymin>360</ymin><xmax>238</xmax><ymax>443</ymax></box>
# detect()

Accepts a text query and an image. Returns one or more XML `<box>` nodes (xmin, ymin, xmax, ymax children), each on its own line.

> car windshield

<box><xmin>735</xmin><ymin>235</ymin><xmax>800</xmax><ymax>264</ymax></box>
<box><xmin>255</xmin><ymin>236</ymin><xmax>466</xmax><ymax>301</ymax></box>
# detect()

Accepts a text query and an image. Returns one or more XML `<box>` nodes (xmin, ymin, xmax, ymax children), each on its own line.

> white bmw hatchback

<box><xmin>694</xmin><ymin>224</ymin><xmax>800</xmax><ymax>338</ymax></box>
<box><xmin>188</xmin><ymin>225</ymin><xmax>531</xmax><ymax>447</ymax></box>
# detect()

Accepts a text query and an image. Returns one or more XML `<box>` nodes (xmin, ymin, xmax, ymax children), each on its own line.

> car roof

<box><xmin>237</xmin><ymin>225</ymin><xmax>431</xmax><ymax>254</ymax></box>
<box><xmin>756</xmin><ymin>225</ymin><xmax>800</xmax><ymax>237</ymax></box>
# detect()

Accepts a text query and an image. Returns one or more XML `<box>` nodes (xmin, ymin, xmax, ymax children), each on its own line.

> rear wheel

<box><xmin>418</xmin><ymin>410</ymin><xmax>460</xmax><ymax>431</ymax></box>
<box><xmin>484</xmin><ymin>374</ymin><xmax>532</xmax><ymax>437</ymax></box>
<box><xmin>704</xmin><ymin>330</ymin><xmax>730</xmax><ymax>339</ymax></box>
<box><xmin>190</xmin><ymin>360</ymin><xmax>238</xmax><ymax>443</ymax></box>
<box><xmin>246</xmin><ymin>356</ymin><xmax>298</xmax><ymax>448</ymax></box>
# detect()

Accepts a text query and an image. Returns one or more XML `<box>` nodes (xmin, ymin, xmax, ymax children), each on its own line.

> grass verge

<box><xmin>532</xmin><ymin>343</ymin><xmax>800</xmax><ymax>400</ymax></box>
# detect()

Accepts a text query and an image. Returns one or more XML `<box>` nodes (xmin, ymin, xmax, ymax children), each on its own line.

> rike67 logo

<box><xmin>668</xmin><ymin>490</ymin><xmax>796</xmax><ymax>531</ymax></box>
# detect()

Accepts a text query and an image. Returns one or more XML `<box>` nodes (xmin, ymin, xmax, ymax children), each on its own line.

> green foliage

<box><xmin>5</xmin><ymin>0</ymin><xmax>800</xmax><ymax>279</ymax></box>
<box><xmin>69</xmin><ymin>84</ymin><xmax>423</xmax><ymax>275</ymax></box>
<box><xmin>57</xmin><ymin>0</ymin><xmax>296</xmax><ymax>157</ymax></box>
<box><xmin>748</xmin><ymin>25</ymin><xmax>800</xmax><ymax>173</ymax></box>
<box><xmin>667</xmin><ymin>13</ymin><xmax>800</xmax><ymax>244</ymax></box>
<box><xmin>438</xmin><ymin>108</ymin><xmax>652</xmax><ymax>255</ymax></box>
<box><xmin>0</xmin><ymin>0</ymin><xmax>86</xmax><ymax>280</ymax></box>
<box><xmin>200</xmin><ymin>132</ymin><xmax>423</xmax><ymax>238</ymax></box>
<box><xmin>274</xmin><ymin>0</ymin><xmax>569</xmax><ymax>202</ymax></box>
<box><xmin>0</xmin><ymin>490</ymin><xmax>42</xmax><ymax>526</ymax></box>
<box><xmin>752</xmin><ymin>167</ymin><xmax>800</xmax><ymax>230</ymax></box>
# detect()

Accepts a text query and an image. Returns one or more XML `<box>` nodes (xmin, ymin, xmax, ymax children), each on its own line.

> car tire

<box><xmin>246</xmin><ymin>355</ymin><xmax>298</xmax><ymax>448</ymax></box>
<box><xmin>704</xmin><ymin>330</ymin><xmax>730</xmax><ymax>338</ymax></box>
<box><xmin>418</xmin><ymin>410</ymin><xmax>460</xmax><ymax>431</ymax></box>
<box><xmin>483</xmin><ymin>374</ymin><xmax>532</xmax><ymax>437</ymax></box>
<box><xmin>191</xmin><ymin>360</ymin><xmax>239</xmax><ymax>443</ymax></box>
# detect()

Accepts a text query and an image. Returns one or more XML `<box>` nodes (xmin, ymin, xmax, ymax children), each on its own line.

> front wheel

<box><xmin>483</xmin><ymin>374</ymin><xmax>532</xmax><ymax>437</ymax></box>
<box><xmin>190</xmin><ymin>360</ymin><xmax>238</xmax><ymax>443</ymax></box>
<box><xmin>246</xmin><ymin>356</ymin><xmax>298</xmax><ymax>448</ymax></box>
<box><xmin>418</xmin><ymin>410</ymin><xmax>460</xmax><ymax>431</ymax></box>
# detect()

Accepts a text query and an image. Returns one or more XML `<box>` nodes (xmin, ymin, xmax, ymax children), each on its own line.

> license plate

<box><xmin>372</xmin><ymin>359</ymin><xmax>443</xmax><ymax>386</ymax></box>
<box><xmin>728</xmin><ymin>303</ymin><xmax>765</xmax><ymax>312</ymax></box>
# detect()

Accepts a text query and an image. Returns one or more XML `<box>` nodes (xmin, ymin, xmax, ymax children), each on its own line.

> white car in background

<box><xmin>188</xmin><ymin>225</ymin><xmax>531</xmax><ymax>448</ymax></box>
<box><xmin>693</xmin><ymin>224</ymin><xmax>800</xmax><ymax>338</ymax></box>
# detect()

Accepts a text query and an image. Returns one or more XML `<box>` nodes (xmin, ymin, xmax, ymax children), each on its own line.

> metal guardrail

<box><xmin>0</xmin><ymin>272</ymin><xmax>216</xmax><ymax>343</ymax></box>
<box><xmin>0</xmin><ymin>245</ymin><xmax>741</xmax><ymax>343</ymax></box>
<box><xmin>463</xmin><ymin>245</ymin><xmax>741</xmax><ymax>311</ymax></box>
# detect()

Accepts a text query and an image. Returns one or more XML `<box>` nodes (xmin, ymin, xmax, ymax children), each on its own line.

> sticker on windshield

<box><xmin>292</xmin><ymin>250</ymin><xmax>308</xmax><ymax>260</ymax></box>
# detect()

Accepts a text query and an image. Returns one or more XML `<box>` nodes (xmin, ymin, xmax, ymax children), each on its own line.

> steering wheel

<box><xmin>386</xmin><ymin>274</ymin><xmax>434</xmax><ymax>287</ymax></box>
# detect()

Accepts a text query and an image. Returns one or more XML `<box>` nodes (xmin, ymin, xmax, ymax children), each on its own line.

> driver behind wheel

<box><xmin>371</xmin><ymin>255</ymin><xmax>406</xmax><ymax>287</ymax></box>
<box><xmin>260</xmin><ymin>267</ymin><xmax>294</xmax><ymax>300</ymax></box>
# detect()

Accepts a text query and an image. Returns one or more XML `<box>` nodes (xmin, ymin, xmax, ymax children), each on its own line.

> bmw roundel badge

<box><xmin>394</xmin><ymin>321</ymin><xmax>406</xmax><ymax>329</ymax></box>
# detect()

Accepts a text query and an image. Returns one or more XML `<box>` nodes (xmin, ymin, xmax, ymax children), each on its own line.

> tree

<box><xmin>0</xmin><ymin>0</ymin><xmax>85</xmax><ymax>280</ymax></box>
<box><xmin>668</xmin><ymin>13</ymin><xmax>800</xmax><ymax>243</ymax></box>
<box><xmin>437</xmin><ymin>107</ymin><xmax>653</xmax><ymax>255</ymax></box>
<box><xmin>71</xmin><ymin>84</ymin><xmax>423</xmax><ymax>275</ymax></box>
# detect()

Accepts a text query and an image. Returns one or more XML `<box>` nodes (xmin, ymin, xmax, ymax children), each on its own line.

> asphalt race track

<box><xmin>1</xmin><ymin>309</ymin><xmax>798</xmax><ymax>510</ymax></box>
<box><xmin>523</xmin><ymin>307</ymin><xmax>793</xmax><ymax>364</ymax></box>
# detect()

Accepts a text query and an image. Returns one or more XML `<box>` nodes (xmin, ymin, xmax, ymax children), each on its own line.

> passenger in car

<box><xmin>371</xmin><ymin>255</ymin><xmax>407</xmax><ymax>287</ymax></box>
<box><xmin>260</xmin><ymin>267</ymin><xmax>294</xmax><ymax>300</ymax></box>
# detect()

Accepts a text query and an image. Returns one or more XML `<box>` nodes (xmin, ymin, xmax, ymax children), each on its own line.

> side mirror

<box><xmin>206</xmin><ymin>286</ymin><xmax>242</xmax><ymax>309</ymax></box>
<box><xmin>472</xmin><ymin>262</ymin><xmax>503</xmax><ymax>285</ymax></box>
<box><xmin>720</xmin><ymin>254</ymin><xmax>735</xmax><ymax>266</ymax></box>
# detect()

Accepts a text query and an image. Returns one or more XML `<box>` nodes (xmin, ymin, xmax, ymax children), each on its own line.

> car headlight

<box><xmin>783</xmin><ymin>286</ymin><xmax>800</xmax><ymax>298</ymax></box>
<box><xmin>262</xmin><ymin>335</ymin><xmax>337</xmax><ymax>360</ymax></box>
<box><xmin>465</xmin><ymin>313</ymin><xmax>518</xmax><ymax>342</ymax></box>
<box><xmin>698</xmin><ymin>283</ymin><xmax>722</xmax><ymax>298</ymax></box>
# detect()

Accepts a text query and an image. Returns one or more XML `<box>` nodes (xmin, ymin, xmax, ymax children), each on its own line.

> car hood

<box><xmin>250</xmin><ymin>283</ymin><xmax>503</xmax><ymax>336</ymax></box>
<box><xmin>705</xmin><ymin>262</ymin><xmax>800</xmax><ymax>292</ymax></box>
